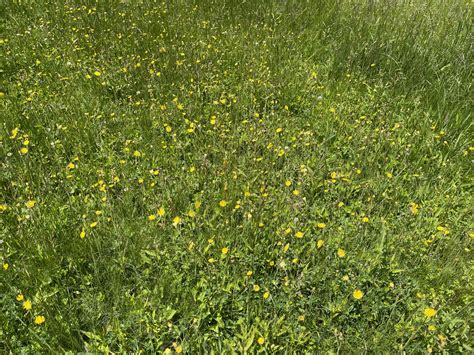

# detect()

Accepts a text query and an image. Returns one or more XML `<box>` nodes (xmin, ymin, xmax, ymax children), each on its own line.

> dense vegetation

<box><xmin>1</xmin><ymin>0</ymin><xmax>472</xmax><ymax>352</ymax></box>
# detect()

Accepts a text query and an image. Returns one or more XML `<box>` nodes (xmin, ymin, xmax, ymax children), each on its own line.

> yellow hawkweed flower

<box><xmin>25</xmin><ymin>200</ymin><xmax>36</xmax><ymax>209</ymax></box>
<box><xmin>16</xmin><ymin>294</ymin><xmax>24</xmax><ymax>301</ymax></box>
<box><xmin>10</xmin><ymin>127</ymin><xmax>19</xmax><ymax>139</ymax></box>
<box><xmin>34</xmin><ymin>315</ymin><xmax>45</xmax><ymax>325</ymax></box>
<box><xmin>337</xmin><ymin>248</ymin><xmax>346</xmax><ymax>258</ymax></box>
<box><xmin>23</xmin><ymin>300</ymin><xmax>32</xmax><ymax>310</ymax></box>
<box><xmin>353</xmin><ymin>289</ymin><xmax>364</xmax><ymax>300</ymax></box>
<box><xmin>158</xmin><ymin>207</ymin><xmax>166</xmax><ymax>216</ymax></box>
<box><xmin>295</xmin><ymin>231</ymin><xmax>304</xmax><ymax>238</ymax></box>
<box><xmin>410</xmin><ymin>202</ymin><xmax>420</xmax><ymax>215</ymax></box>
<box><xmin>219</xmin><ymin>200</ymin><xmax>227</xmax><ymax>207</ymax></box>
<box><xmin>424</xmin><ymin>307</ymin><xmax>437</xmax><ymax>318</ymax></box>
<box><xmin>257</xmin><ymin>337</ymin><xmax>265</xmax><ymax>345</ymax></box>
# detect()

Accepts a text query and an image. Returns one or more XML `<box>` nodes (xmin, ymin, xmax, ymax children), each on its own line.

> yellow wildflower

<box><xmin>353</xmin><ymin>289</ymin><xmax>364</xmax><ymax>300</ymax></box>
<box><xmin>219</xmin><ymin>200</ymin><xmax>227</xmax><ymax>207</ymax></box>
<box><xmin>158</xmin><ymin>207</ymin><xmax>166</xmax><ymax>216</ymax></box>
<box><xmin>10</xmin><ymin>127</ymin><xmax>19</xmax><ymax>139</ymax></box>
<box><xmin>23</xmin><ymin>300</ymin><xmax>32</xmax><ymax>310</ymax></box>
<box><xmin>25</xmin><ymin>200</ymin><xmax>36</xmax><ymax>208</ymax></box>
<box><xmin>410</xmin><ymin>202</ymin><xmax>420</xmax><ymax>215</ymax></box>
<box><xmin>424</xmin><ymin>307</ymin><xmax>437</xmax><ymax>318</ymax></box>
<box><xmin>34</xmin><ymin>315</ymin><xmax>45</xmax><ymax>325</ymax></box>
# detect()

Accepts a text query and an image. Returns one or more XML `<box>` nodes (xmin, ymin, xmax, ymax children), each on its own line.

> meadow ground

<box><xmin>1</xmin><ymin>0</ymin><xmax>473</xmax><ymax>353</ymax></box>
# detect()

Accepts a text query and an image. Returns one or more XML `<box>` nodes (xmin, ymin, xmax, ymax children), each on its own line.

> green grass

<box><xmin>1</xmin><ymin>0</ymin><xmax>473</xmax><ymax>353</ymax></box>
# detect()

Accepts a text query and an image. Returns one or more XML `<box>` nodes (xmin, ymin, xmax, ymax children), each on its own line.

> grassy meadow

<box><xmin>1</xmin><ymin>0</ymin><xmax>473</xmax><ymax>352</ymax></box>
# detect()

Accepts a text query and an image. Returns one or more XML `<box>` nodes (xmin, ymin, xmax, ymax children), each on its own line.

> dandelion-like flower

<box><xmin>34</xmin><ymin>315</ymin><xmax>45</xmax><ymax>325</ymax></box>
<box><xmin>353</xmin><ymin>289</ymin><xmax>364</xmax><ymax>300</ymax></box>
<box><xmin>424</xmin><ymin>307</ymin><xmax>437</xmax><ymax>318</ymax></box>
